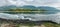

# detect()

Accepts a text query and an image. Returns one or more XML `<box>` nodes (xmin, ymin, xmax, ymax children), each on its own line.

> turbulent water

<box><xmin>0</xmin><ymin>12</ymin><xmax>60</xmax><ymax>24</ymax></box>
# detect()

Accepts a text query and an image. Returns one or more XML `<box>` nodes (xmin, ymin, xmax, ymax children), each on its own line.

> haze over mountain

<box><xmin>0</xmin><ymin>5</ymin><xmax>59</xmax><ymax>11</ymax></box>
<box><xmin>0</xmin><ymin>5</ymin><xmax>59</xmax><ymax>14</ymax></box>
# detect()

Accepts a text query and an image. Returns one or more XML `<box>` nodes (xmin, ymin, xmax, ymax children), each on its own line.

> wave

<box><xmin>0</xmin><ymin>13</ymin><xmax>60</xmax><ymax>24</ymax></box>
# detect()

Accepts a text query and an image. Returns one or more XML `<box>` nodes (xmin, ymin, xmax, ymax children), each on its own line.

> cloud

<box><xmin>24</xmin><ymin>0</ymin><xmax>60</xmax><ymax>7</ymax></box>
<box><xmin>0</xmin><ymin>0</ymin><xmax>7</xmax><ymax>6</ymax></box>
<box><xmin>0</xmin><ymin>0</ymin><xmax>60</xmax><ymax>8</ymax></box>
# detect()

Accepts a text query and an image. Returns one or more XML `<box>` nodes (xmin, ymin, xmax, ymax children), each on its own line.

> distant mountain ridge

<box><xmin>0</xmin><ymin>5</ymin><xmax>59</xmax><ymax>11</ymax></box>
<box><xmin>0</xmin><ymin>5</ymin><xmax>16</xmax><ymax>11</ymax></box>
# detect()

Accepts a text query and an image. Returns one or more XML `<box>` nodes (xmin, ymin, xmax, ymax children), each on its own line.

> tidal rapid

<box><xmin>0</xmin><ymin>13</ymin><xmax>60</xmax><ymax>24</ymax></box>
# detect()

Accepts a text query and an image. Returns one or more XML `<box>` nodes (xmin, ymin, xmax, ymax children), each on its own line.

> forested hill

<box><xmin>0</xmin><ymin>5</ymin><xmax>59</xmax><ymax>11</ymax></box>
<box><xmin>0</xmin><ymin>5</ymin><xmax>59</xmax><ymax>14</ymax></box>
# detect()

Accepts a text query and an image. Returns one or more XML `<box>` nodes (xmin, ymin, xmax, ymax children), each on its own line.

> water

<box><xmin>0</xmin><ymin>11</ymin><xmax>60</xmax><ymax>24</ymax></box>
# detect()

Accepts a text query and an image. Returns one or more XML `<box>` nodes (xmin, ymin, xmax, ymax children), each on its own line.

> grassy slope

<box><xmin>0</xmin><ymin>20</ymin><xmax>60</xmax><ymax>27</ymax></box>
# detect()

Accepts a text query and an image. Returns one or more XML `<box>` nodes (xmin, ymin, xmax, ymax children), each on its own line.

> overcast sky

<box><xmin>0</xmin><ymin>0</ymin><xmax>60</xmax><ymax>10</ymax></box>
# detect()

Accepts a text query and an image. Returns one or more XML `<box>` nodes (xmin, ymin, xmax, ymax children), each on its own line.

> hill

<box><xmin>0</xmin><ymin>5</ymin><xmax>59</xmax><ymax>14</ymax></box>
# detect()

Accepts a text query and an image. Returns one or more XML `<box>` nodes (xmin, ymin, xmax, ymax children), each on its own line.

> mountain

<box><xmin>0</xmin><ymin>5</ymin><xmax>36</xmax><ymax>11</ymax></box>
<box><xmin>20</xmin><ymin>6</ymin><xmax>59</xmax><ymax>11</ymax></box>
<box><xmin>37</xmin><ymin>6</ymin><xmax>60</xmax><ymax>14</ymax></box>
<box><xmin>21</xmin><ymin>5</ymin><xmax>59</xmax><ymax>14</ymax></box>
<box><xmin>0</xmin><ymin>5</ymin><xmax>16</xmax><ymax>11</ymax></box>
<box><xmin>20</xmin><ymin>5</ymin><xmax>36</xmax><ymax>10</ymax></box>
<box><xmin>37</xmin><ymin>6</ymin><xmax>58</xmax><ymax>11</ymax></box>
<box><xmin>0</xmin><ymin>5</ymin><xmax>59</xmax><ymax>14</ymax></box>
<box><xmin>0</xmin><ymin>5</ymin><xmax>59</xmax><ymax>11</ymax></box>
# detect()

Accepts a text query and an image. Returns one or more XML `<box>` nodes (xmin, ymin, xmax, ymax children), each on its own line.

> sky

<box><xmin>0</xmin><ymin>0</ymin><xmax>60</xmax><ymax>10</ymax></box>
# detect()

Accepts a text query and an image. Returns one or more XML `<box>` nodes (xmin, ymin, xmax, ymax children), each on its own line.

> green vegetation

<box><xmin>43</xmin><ymin>22</ymin><xmax>60</xmax><ymax>27</ymax></box>
<box><xmin>4</xmin><ymin>8</ymin><xmax>47</xmax><ymax>14</ymax></box>
<box><xmin>0</xmin><ymin>21</ymin><xmax>60</xmax><ymax>27</ymax></box>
